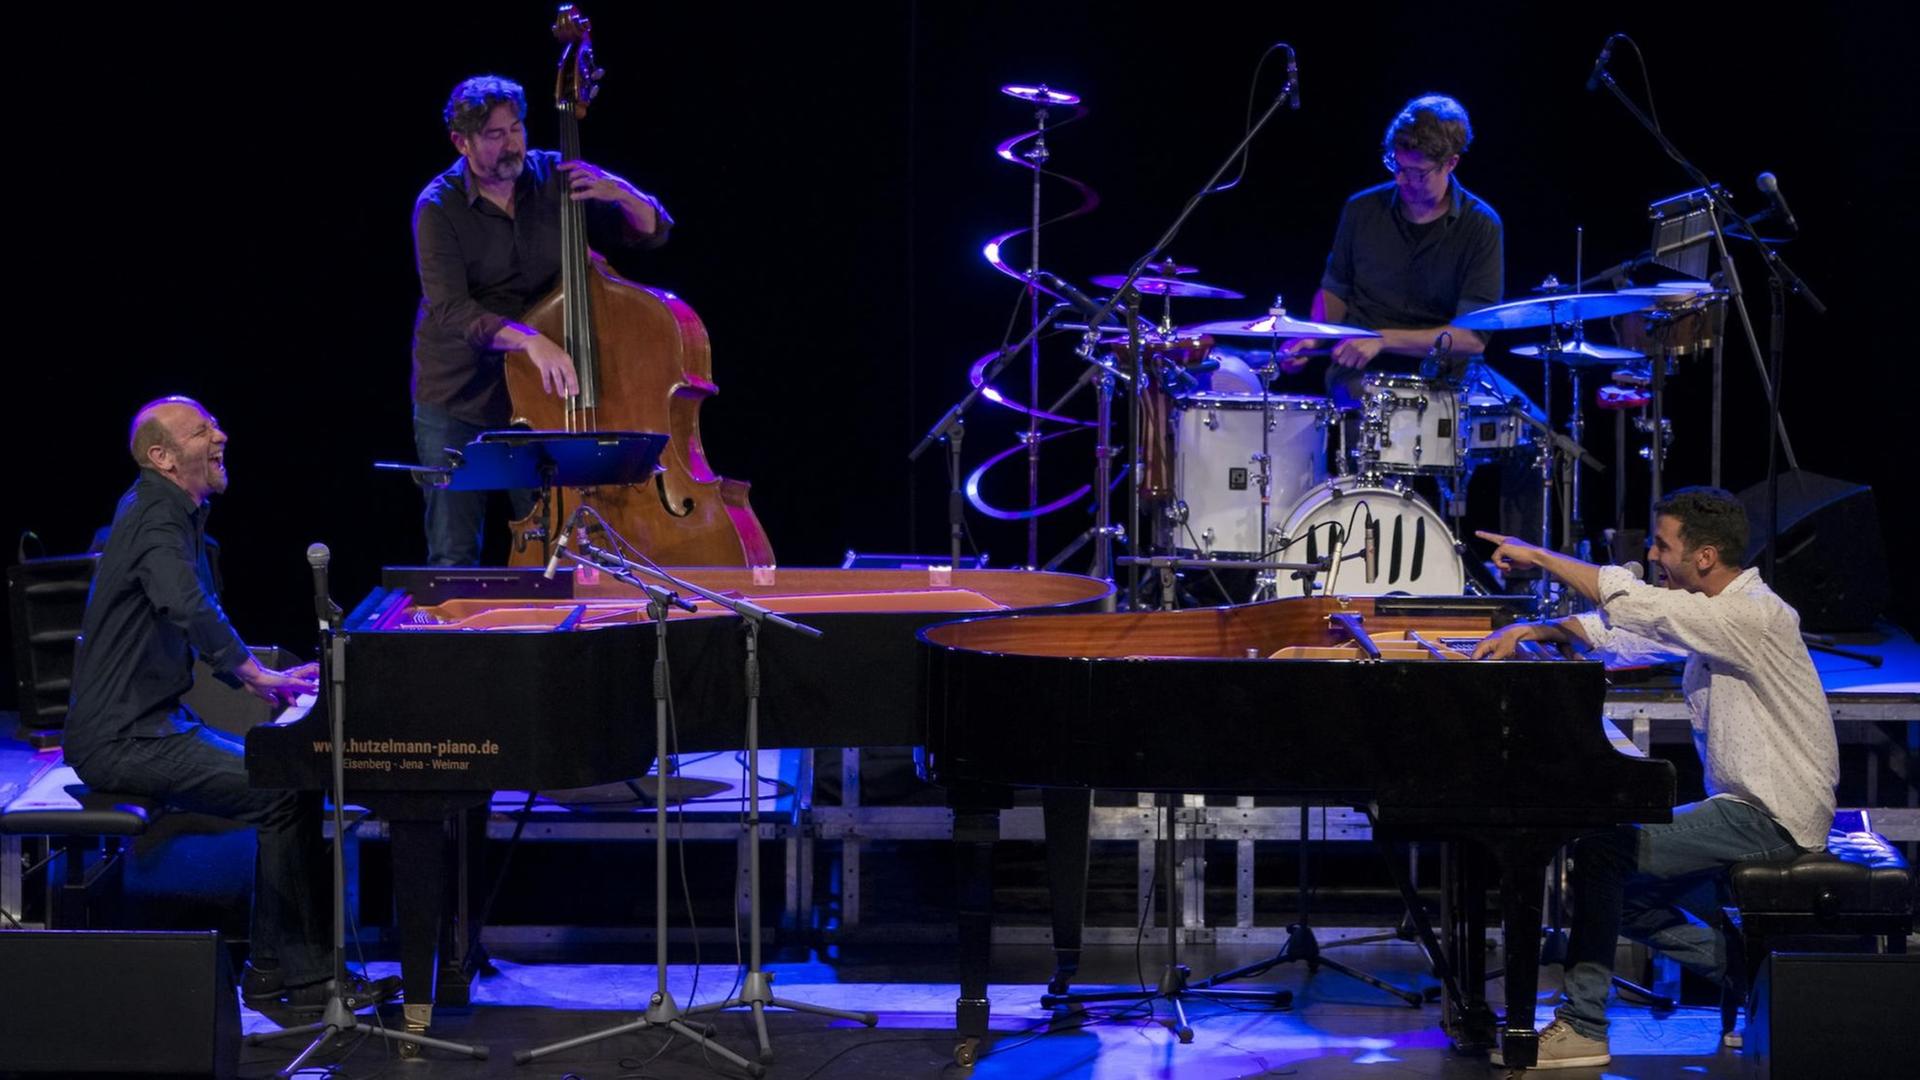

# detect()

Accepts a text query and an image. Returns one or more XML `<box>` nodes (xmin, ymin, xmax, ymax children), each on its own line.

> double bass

<box><xmin>504</xmin><ymin>5</ymin><xmax>773</xmax><ymax>567</ymax></box>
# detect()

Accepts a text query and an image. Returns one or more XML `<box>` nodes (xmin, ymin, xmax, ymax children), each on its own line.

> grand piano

<box><xmin>245</xmin><ymin>564</ymin><xmax>1111</xmax><ymax>1030</ymax></box>
<box><xmin>918</xmin><ymin>593</ymin><xmax>1676</xmax><ymax>1070</ymax></box>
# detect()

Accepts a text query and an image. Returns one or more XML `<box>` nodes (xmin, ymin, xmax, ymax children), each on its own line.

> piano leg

<box><xmin>366</xmin><ymin>792</ymin><xmax>488</xmax><ymax>1035</ymax></box>
<box><xmin>1493</xmin><ymin>838</ymin><xmax>1557</xmax><ymax>1071</ymax></box>
<box><xmin>1442</xmin><ymin>840</ymin><xmax>1499</xmax><ymax>1052</ymax></box>
<box><xmin>950</xmin><ymin>786</ymin><xmax>1007</xmax><ymax>1068</ymax></box>
<box><xmin>437</xmin><ymin>801</ymin><xmax>490</xmax><ymax>1008</ymax></box>
<box><xmin>1040</xmin><ymin>787</ymin><xmax>1091</xmax><ymax>995</ymax></box>
<box><xmin>388</xmin><ymin>816</ymin><xmax>448</xmax><ymax>1033</ymax></box>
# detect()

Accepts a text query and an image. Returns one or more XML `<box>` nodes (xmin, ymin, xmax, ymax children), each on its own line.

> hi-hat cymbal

<box><xmin>1089</xmin><ymin>274</ymin><xmax>1244</xmax><ymax>299</ymax></box>
<box><xmin>1180</xmin><ymin>314</ymin><xmax>1381</xmax><ymax>340</ymax></box>
<box><xmin>1143</xmin><ymin>259</ymin><xmax>1199</xmax><ymax>277</ymax></box>
<box><xmin>1509</xmin><ymin>340</ymin><xmax>1647</xmax><ymax>366</ymax></box>
<box><xmin>1455</xmin><ymin>293</ymin><xmax>1655</xmax><ymax>331</ymax></box>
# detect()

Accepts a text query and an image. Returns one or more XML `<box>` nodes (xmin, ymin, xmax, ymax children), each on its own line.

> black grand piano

<box><xmin>918</xmin><ymin>594</ymin><xmax>1676</xmax><ymax>1070</ymax></box>
<box><xmin>245</xmin><ymin>564</ymin><xmax>1111</xmax><ymax>1030</ymax></box>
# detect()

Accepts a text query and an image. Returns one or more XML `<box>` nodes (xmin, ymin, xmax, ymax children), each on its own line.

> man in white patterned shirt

<box><xmin>1470</xmin><ymin>486</ymin><xmax>1839</xmax><ymax>1069</ymax></box>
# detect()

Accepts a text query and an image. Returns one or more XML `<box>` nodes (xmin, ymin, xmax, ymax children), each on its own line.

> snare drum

<box><xmin>1277</xmin><ymin>480</ymin><xmax>1465</xmax><ymax>596</ymax></box>
<box><xmin>1342</xmin><ymin>373</ymin><xmax>1460</xmax><ymax>476</ymax></box>
<box><xmin>1171</xmin><ymin>392</ymin><xmax>1330</xmax><ymax>557</ymax></box>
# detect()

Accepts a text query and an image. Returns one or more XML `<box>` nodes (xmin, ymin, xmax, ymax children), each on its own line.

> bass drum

<box><xmin>1277</xmin><ymin>481</ymin><xmax>1465</xmax><ymax>596</ymax></box>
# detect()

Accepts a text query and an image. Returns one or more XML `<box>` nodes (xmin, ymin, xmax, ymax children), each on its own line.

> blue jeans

<box><xmin>1559</xmin><ymin>797</ymin><xmax>1802</xmax><ymax>1038</ymax></box>
<box><xmin>412</xmin><ymin>403</ymin><xmax>535</xmax><ymax>566</ymax></box>
<box><xmin>70</xmin><ymin>718</ymin><xmax>330</xmax><ymax>985</ymax></box>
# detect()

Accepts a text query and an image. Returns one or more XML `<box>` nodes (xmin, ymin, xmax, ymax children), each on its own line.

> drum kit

<box><xmin>1080</xmin><ymin>268</ymin><xmax>1727</xmax><ymax>604</ymax></box>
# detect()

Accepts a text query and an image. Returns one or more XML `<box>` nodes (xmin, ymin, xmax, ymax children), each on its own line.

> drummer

<box><xmin>1281</xmin><ymin>94</ymin><xmax>1500</xmax><ymax>379</ymax></box>
<box><xmin>1280</xmin><ymin>93</ymin><xmax>1539</xmax><ymax>532</ymax></box>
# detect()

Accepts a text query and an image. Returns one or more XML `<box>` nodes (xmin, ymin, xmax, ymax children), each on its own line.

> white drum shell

<box><xmin>1172</xmin><ymin>393</ymin><xmax>1329</xmax><ymax>557</ymax></box>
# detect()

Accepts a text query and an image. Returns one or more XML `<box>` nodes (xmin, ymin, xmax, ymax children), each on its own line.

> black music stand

<box><xmin>377</xmin><ymin>430</ymin><xmax>669</xmax><ymax>560</ymax></box>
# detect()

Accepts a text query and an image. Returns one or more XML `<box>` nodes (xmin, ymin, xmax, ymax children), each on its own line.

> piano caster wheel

<box><xmin>398</xmin><ymin>1040</ymin><xmax>423</xmax><ymax>1060</ymax></box>
<box><xmin>1046</xmin><ymin>976</ymin><xmax>1070</xmax><ymax>996</ymax></box>
<box><xmin>954</xmin><ymin>1038</ymin><xmax>979</xmax><ymax>1067</ymax></box>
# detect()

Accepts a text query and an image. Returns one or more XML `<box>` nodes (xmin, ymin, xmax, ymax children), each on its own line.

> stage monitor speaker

<box><xmin>1750</xmin><ymin>951</ymin><xmax>1919</xmax><ymax>1079</ymax></box>
<box><xmin>0</xmin><ymin>929</ymin><xmax>238</xmax><ymax>1077</ymax></box>
<box><xmin>1737</xmin><ymin>470</ymin><xmax>1889</xmax><ymax>631</ymax></box>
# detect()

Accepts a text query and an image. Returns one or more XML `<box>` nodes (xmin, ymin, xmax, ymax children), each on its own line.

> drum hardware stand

<box><xmin>1031</xmin><ymin>52</ymin><xmax>1298</xmax><ymax>607</ymax></box>
<box><xmin>1038</xmin><ymin>793</ymin><xmax>1289</xmax><ymax>1042</ymax></box>
<box><xmin>1505</xmin><ymin>406</ymin><xmax>1605</xmax><ymax>612</ymax></box>
<box><xmin>250</xmin><ymin>545</ymin><xmax>490</xmax><ymax>1074</ymax></box>
<box><xmin>1040</xmin><ymin>330</ymin><xmax>1129</xmax><ymax>589</ymax></box>
<box><xmin>1194</xmin><ymin>804</ymin><xmax>1425</xmax><ymax>1006</ymax></box>
<box><xmin>1018</xmin><ymin>88</ymin><xmax>1060</xmax><ymax>569</ymax></box>
<box><xmin>910</xmin><ymin>296</ymin><xmax>1076</xmax><ymax>571</ymax></box>
<box><xmin>518</xmin><ymin>529</ymin><xmax>788</xmax><ymax>1076</ymax></box>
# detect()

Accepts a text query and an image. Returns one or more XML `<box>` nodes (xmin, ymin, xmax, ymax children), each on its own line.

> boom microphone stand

<box><xmin>249</xmin><ymin>543</ymin><xmax>489</xmax><ymax>1074</ymax></box>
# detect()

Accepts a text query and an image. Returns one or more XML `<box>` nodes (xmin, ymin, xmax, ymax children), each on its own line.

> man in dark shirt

<box><xmin>67</xmin><ymin>396</ymin><xmax>394</xmax><ymax>1012</ymax></box>
<box><xmin>1283</xmin><ymin>93</ymin><xmax>1502</xmax><ymax>373</ymax></box>
<box><xmin>411</xmin><ymin>74</ymin><xmax>673</xmax><ymax>565</ymax></box>
<box><xmin>1282</xmin><ymin>93</ymin><xmax>1539</xmax><ymax>536</ymax></box>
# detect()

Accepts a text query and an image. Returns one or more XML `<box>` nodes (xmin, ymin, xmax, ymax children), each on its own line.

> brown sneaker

<box><xmin>1489</xmin><ymin>1018</ymin><xmax>1612</xmax><ymax>1070</ymax></box>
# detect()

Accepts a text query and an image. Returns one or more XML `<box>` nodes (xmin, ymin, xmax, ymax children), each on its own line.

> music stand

<box><xmin>376</xmin><ymin>429</ymin><xmax>669</xmax><ymax>560</ymax></box>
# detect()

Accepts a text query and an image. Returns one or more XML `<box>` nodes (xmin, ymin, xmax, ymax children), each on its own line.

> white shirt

<box><xmin>1572</xmin><ymin>565</ymin><xmax>1838</xmax><ymax>849</ymax></box>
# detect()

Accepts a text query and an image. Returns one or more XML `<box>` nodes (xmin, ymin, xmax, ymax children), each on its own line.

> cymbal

<box><xmin>1089</xmin><ymin>274</ymin><xmax>1244</xmax><ymax>299</ymax></box>
<box><xmin>1143</xmin><ymin>259</ymin><xmax>1199</xmax><ymax>277</ymax></box>
<box><xmin>1509</xmin><ymin>340</ymin><xmax>1647</xmax><ymax>366</ymax></box>
<box><xmin>1455</xmin><ymin>293</ymin><xmax>1655</xmax><ymax>331</ymax></box>
<box><xmin>1179</xmin><ymin>314</ymin><xmax>1381</xmax><ymax>340</ymax></box>
<box><xmin>1001</xmin><ymin>83</ymin><xmax>1080</xmax><ymax>105</ymax></box>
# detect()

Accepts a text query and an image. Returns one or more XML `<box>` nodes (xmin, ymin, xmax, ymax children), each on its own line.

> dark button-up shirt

<box><xmin>65</xmin><ymin>472</ymin><xmax>250</xmax><ymax>767</ymax></box>
<box><xmin>410</xmin><ymin>149</ymin><xmax>673</xmax><ymax>426</ymax></box>
<box><xmin>1319</xmin><ymin>178</ymin><xmax>1503</xmax><ymax>331</ymax></box>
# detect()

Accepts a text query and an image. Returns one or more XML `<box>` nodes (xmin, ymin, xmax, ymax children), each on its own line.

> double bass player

<box><xmin>409</xmin><ymin>73</ymin><xmax>672</xmax><ymax>566</ymax></box>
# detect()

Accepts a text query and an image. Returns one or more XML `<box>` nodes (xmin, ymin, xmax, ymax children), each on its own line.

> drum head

<box><xmin>1278</xmin><ymin>482</ymin><xmax>1465</xmax><ymax>596</ymax></box>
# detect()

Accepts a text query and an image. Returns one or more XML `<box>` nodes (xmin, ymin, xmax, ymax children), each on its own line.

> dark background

<box><xmin>7</xmin><ymin>1</ymin><xmax>1915</xmax><ymax>704</ymax></box>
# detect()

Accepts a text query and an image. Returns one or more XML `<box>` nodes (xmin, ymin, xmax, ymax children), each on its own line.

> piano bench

<box><xmin>0</xmin><ymin>764</ymin><xmax>164</xmax><ymax>929</ymax></box>
<box><xmin>1718</xmin><ymin>812</ymin><xmax>1915</xmax><ymax>1041</ymax></box>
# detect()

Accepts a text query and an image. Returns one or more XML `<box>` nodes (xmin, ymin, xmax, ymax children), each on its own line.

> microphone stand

<box><xmin>515</xmin><ymin>541</ymin><xmax>763</xmax><ymax>1077</ymax></box>
<box><xmin>1592</xmin><ymin>63</ymin><xmax>1826</xmax><ymax>572</ymax></box>
<box><xmin>250</xmin><ymin>550</ymin><xmax>489</xmax><ymax>1073</ymax></box>
<box><xmin>520</xmin><ymin>533</ymin><xmax>855</xmax><ymax>1071</ymax></box>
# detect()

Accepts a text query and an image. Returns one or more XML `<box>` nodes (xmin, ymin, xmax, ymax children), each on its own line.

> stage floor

<box><xmin>234</xmin><ymin>940</ymin><xmax>1767</xmax><ymax>1079</ymax></box>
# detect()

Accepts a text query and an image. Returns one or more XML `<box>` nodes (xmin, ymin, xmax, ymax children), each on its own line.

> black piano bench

<box><xmin>1718</xmin><ymin>810</ymin><xmax>1915</xmax><ymax>1044</ymax></box>
<box><xmin>0</xmin><ymin>763</ymin><xmax>163</xmax><ymax>929</ymax></box>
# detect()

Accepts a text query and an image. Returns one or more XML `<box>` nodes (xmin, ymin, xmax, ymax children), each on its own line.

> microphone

<box><xmin>1364</xmin><ymin>518</ymin><xmax>1379</xmax><ymax>584</ymax></box>
<box><xmin>1284</xmin><ymin>45</ymin><xmax>1300</xmax><ymax>109</ymax></box>
<box><xmin>1585</xmin><ymin>33</ymin><xmax>1620</xmax><ymax>93</ymax></box>
<box><xmin>306</xmin><ymin>542</ymin><xmax>334</xmax><ymax>631</ymax></box>
<box><xmin>1755</xmin><ymin>172</ymin><xmax>1799</xmax><ymax>232</ymax></box>
<box><xmin>1323</xmin><ymin>523</ymin><xmax>1347</xmax><ymax>595</ymax></box>
<box><xmin>1623</xmin><ymin>559</ymin><xmax>1646</xmax><ymax>583</ymax></box>
<box><xmin>1033</xmin><ymin>271</ymin><xmax>1109</xmax><ymax>323</ymax></box>
<box><xmin>543</xmin><ymin>507</ymin><xmax>587</xmax><ymax>580</ymax></box>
